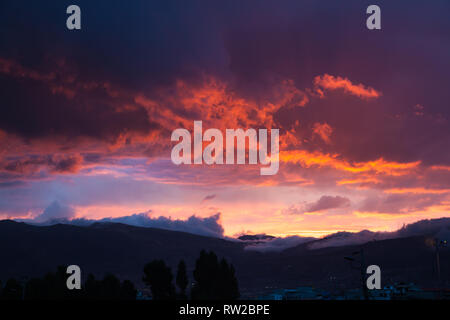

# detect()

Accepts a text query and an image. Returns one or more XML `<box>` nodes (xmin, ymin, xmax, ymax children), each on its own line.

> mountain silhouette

<box><xmin>0</xmin><ymin>220</ymin><xmax>449</xmax><ymax>296</ymax></box>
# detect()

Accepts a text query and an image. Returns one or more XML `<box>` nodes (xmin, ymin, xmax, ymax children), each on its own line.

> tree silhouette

<box><xmin>84</xmin><ymin>273</ymin><xmax>137</xmax><ymax>300</ymax></box>
<box><xmin>191</xmin><ymin>250</ymin><xmax>218</xmax><ymax>299</ymax></box>
<box><xmin>24</xmin><ymin>265</ymin><xmax>83</xmax><ymax>300</ymax></box>
<box><xmin>191</xmin><ymin>250</ymin><xmax>239</xmax><ymax>300</ymax></box>
<box><xmin>100</xmin><ymin>274</ymin><xmax>122</xmax><ymax>299</ymax></box>
<box><xmin>84</xmin><ymin>274</ymin><xmax>100</xmax><ymax>299</ymax></box>
<box><xmin>24</xmin><ymin>278</ymin><xmax>46</xmax><ymax>300</ymax></box>
<box><xmin>176</xmin><ymin>260</ymin><xmax>188</xmax><ymax>299</ymax></box>
<box><xmin>143</xmin><ymin>260</ymin><xmax>176</xmax><ymax>300</ymax></box>
<box><xmin>120</xmin><ymin>280</ymin><xmax>137</xmax><ymax>300</ymax></box>
<box><xmin>1</xmin><ymin>278</ymin><xmax>23</xmax><ymax>300</ymax></box>
<box><xmin>218</xmin><ymin>258</ymin><xmax>239</xmax><ymax>300</ymax></box>
<box><xmin>0</xmin><ymin>253</ymin><xmax>239</xmax><ymax>300</ymax></box>
<box><xmin>8</xmin><ymin>267</ymin><xmax>138</xmax><ymax>300</ymax></box>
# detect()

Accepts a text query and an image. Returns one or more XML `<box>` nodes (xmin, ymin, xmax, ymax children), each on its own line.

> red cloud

<box><xmin>314</xmin><ymin>74</ymin><xmax>381</xmax><ymax>99</ymax></box>
<box><xmin>312</xmin><ymin>122</ymin><xmax>333</xmax><ymax>144</ymax></box>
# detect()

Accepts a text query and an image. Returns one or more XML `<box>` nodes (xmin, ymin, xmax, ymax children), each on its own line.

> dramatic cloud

<box><xmin>22</xmin><ymin>210</ymin><xmax>225</xmax><ymax>238</ymax></box>
<box><xmin>33</xmin><ymin>201</ymin><xmax>76</xmax><ymax>222</ymax></box>
<box><xmin>0</xmin><ymin>1</ymin><xmax>449</xmax><ymax>236</ymax></box>
<box><xmin>1</xmin><ymin>154</ymin><xmax>83</xmax><ymax>175</ymax></box>
<box><xmin>94</xmin><ymin>212</ymin><xmax>225</xmax><ymax>238</ymax></box>
<box><xmin>314</xmin><ymin>74</ymin><xmax>381</xmax><ymax>99</ymax></box>
<box><xmin>280</xmin><ymin>150</ymin><xmax>421</xmax><ymax>176</ymax></box>
<box><xmin>312</xmin><ymin>122</ymin><xmax>333</xmax><ymax>144</ymax></box>
<box><xmin>0</xmin><ymin>57</ymin><xmax>157</xmax><ymax>141</ymax></box>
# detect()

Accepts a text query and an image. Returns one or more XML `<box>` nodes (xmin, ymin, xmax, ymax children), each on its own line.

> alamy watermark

<box><xmin>66</xmin><ymin>265</ymin><xmax>81</xmax><ymax>290</ymax></box>
<box><xmin>171</xmin><ymin>121</ymin><xmax>279</xmax><ymax>175</ymax></box>
<box><xmin>366</xmin><ymin>265</ymin><xmax>381</xmax><ymax>290</ymax></box>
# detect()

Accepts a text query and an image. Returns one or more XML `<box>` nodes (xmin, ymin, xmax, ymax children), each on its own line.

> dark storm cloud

<box><xmin>0</xmin><ymin>0</ymin><xmax>228</xmax><ymax>141</ymax></box>
<box><xmin>0</xmin><ymin>0</ymin><xmax>449</xmax><ymax>171</ymax></box>
<box><xmin>223</xmin><ymin>1</ymin><xmax>450</xmax><ymax>165</ymax></box>
<box><xmin>0</xmin><ymin>1</ymin><xmax>232</xmax><ymax>91</ymax></box>
<box><xmin>1</xmin><ymin>154</ymin><xmax>83</xmax><ymax>174</ymax></box>
<box><xmin>0</xmin><ymin>73</ymin><xmax>157</xmax><ymax>140</ymax></box>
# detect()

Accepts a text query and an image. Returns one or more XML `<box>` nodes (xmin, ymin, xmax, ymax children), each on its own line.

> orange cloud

<box><xmin>136</xmin><ymin>78</ymin><xmax>272</xmax><ymax>135</ymax></box>
<box><xmin>353</xmin><ymin>211</ymin><xmax>411</xmax><ymax>219</ymax></box>
<box><xmin>431</xmin><ymin>165</ymin><xmax>450</xmax><ymax>171</ymax></box>
<box><xmin>384</xmin><ymin>188</ymin><xmax>450</xmax><ymax>195</ymax></box>
<box><xmin>337</xmin><ymin>177</ymin><xmax>381</xmax><ymax>186</ymax></box>
<box><xmin>280</xmin><ymin>150</ymin><xmax>420</xmax><ymax>176</ymax></box>
<box><xmin>312</xmin><ymin>122</ymin><xmax>333</xmax><ymax>144</ymax></box>
<box><xmin>314</xmin><ymin>74</ymin><xmax>381</xmax><ymax>99</ymax></box>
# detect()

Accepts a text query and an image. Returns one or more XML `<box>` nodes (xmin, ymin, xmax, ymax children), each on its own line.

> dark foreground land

<box><xmin>0</xmin><ymin>220</ymin><xmax>448</xmax><ymax>297</ymax></box>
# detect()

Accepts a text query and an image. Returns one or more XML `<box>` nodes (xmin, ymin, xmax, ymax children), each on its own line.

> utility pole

<box><xmin>344</xmin><ymin>246</ymin><xmax>369</xmax><ymax>300</ymax></box>
<box><xmin>434</xmin><ymin>238</ymin><xmax>447</xmax><ymax>299</ymax></box>
<box><xmin>360</xmin><ymin>248</ymin><xmax>369</xmax><ymax>300</ymax></box>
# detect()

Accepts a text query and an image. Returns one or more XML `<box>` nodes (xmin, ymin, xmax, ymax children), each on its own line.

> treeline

<box><xmin>0</xmin><ymin>250</ymin><xmax>239</xmax><ymax>300</ymax></box>
<box><xmin>144</xmin><ymin>250</ymin><xmax>239</xmax><ymax>300</ymax></box>
<box><xmin>0</xmin><ymin>266</ymin><xmax>136</xmax><ymax>300</ymax></box>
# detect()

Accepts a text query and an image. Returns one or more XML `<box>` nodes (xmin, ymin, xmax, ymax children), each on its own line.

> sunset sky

<box><xmin>0</xmin><ymin>1</ymin><xmax>449</xmax><ymax>238</ymax></box>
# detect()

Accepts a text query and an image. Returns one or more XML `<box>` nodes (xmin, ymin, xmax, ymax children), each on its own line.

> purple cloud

<box><xmin>304</xmin><ymin>195</ymin><xmax>351</xmax><ymax>213</ymax></box>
